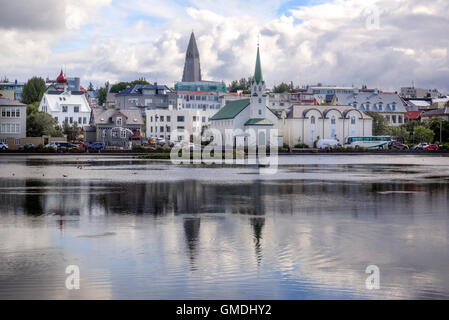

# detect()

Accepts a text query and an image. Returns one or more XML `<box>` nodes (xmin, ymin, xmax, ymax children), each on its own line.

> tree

<box><xmin>22</xmin><ymin>77</ymin><xmax>46</xmax><ymax>104</ymax></box>
<box><xmin>414</xmin><ymin>125</ymin><xmax>435</xmax><ymax>143</ymax></box>
<box><xmin>98</xmin><ymin>81</ymin><xmax>110</xmax><ymax>106</ymax></box>
<box><xmin>63</xmin><ymin>121</ymin><xmax>82</xmax><ymax>141</ymax></box>
<box><xmin>27</xmin><ymin>101</ymin><xmax>40</xmax><ymax>116</ymax></box>
<box><xmin>425</xmin><ymin>118</ymin><xmax>449</xmax><ymax>143</ymax></box>
<box><xmin>27</xmin><ymin>112</ymin><xmax>63</xmax><ymax>137</ymax></box>
<box><xmin>273</xmin><ymin>82</ymin><xmax>294</xmax><ymax>93</ymax></box>
<box><xmin>87</xmin><ymin>82</ymin><xmax>95</xmax><ymax>91</ymax></box>
<box><xmin>388</xmin><ymin>126</ymin><xmax>410</xmax><ymax>143</ymax></box>
<box><xmin>365</xmin><ymin>111</ymin><xmax>389</xmax><ymax>136</ymax></box>
<box><xmin>227</xmin><ymin>77</ymin><xmax>252</xmax><ymax>94</ymax></box>
<box><xmin>109</xmin><ymin>79</ymin><xmax>150</xmax><ymax>93</ymax></box>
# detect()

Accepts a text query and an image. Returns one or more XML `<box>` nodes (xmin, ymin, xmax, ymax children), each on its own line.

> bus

<box><xmin>344</xmin><ymin>136</ymin><xmax>391</xmax><ymax>149</ymax></box>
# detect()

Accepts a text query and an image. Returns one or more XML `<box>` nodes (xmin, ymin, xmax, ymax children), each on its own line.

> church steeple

<box><xmin>253</xmin><ymin>45</ymin><xmax>263</xmax><ymax>85</ymax></box>
<box><xmin>182</xmin><ymin>32</ymin><xmax>202</xmax><ymax>82</ymax></box>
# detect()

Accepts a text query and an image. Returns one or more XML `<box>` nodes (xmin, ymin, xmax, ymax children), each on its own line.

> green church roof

<box><xmin>244</xmin><ymin>118</ymin><xmax>273</xmax><ymax>126</ymax></box>
<box><xmin>210</xmin><ymin>99</ymin><xmax>250</xmax><ymax>120</ymax></box>
<box><xmin>253</xmin><ymin>46</ymin><xmax>263</xmax><ymax>85</ymax></box>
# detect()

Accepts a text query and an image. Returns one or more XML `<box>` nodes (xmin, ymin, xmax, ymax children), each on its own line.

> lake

<box><xmin>0</xmin><ymin>154</ymin><xmax>449</xmax><ymax>299</ymax></box>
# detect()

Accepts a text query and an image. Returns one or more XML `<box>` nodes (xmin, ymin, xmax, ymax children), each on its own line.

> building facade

<box><xmin>0</xmin><ymin>98</ymin><xmax>27</xmax><ymax>144</ymax></box>
<box><xmin>333</xmin><ymin>89</ymin><xmax>407</xmax><ymax>126</ymax></box>
<box><xmin>115</xmin><ymin>84</ymin><xmax>176</xmax><ymax>115</ymax></box>
<box><xmin>39</xmin><ymin>91</ymin><xmax>91</xmax><ymax>127</ymax></box>
<box><xmin>279</xmin><ymin>105</ymin><xmax>373</xmax><ymax>147</ymax></box>
<box><xmin>90</xmin><ymin>108</ymin><xmax>144</xmax><ymax>147</ymax></box>
<box><xmin>0</xmin><ymin>80</ymin><xmax>25</xmax><ymax>101</ymax></box>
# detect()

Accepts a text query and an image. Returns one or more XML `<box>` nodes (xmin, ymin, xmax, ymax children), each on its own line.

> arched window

<box><xmin>331</xmin><ymin>115</ymin><xmax>336</xmax><ymax>139</ymax></box>
<box><xmin>351</xmin><ymin>116</ymin><xmax>356</xmax><ymax>136</ymax></box>
<box><xmin>311</xmin><ymin>116</ymin><xmax>316</xmax><ymax>143</ymax></box>
<box><xmin>351</xmin><ymin>116</ymin><xmax>356</xmax><ymax>125</ymax></box>
<box><xmin>311</xmin><ymin>116</ymin><xmax>315</xmax><ymax>124</ymax></box>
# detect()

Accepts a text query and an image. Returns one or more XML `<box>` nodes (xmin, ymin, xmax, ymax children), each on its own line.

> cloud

<box><xmin>1</xmin><ymin>0</ymin><xmax>449</xmax><ymax>92</ymax></box>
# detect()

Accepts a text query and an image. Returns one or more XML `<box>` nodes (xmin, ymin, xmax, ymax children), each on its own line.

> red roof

<box><xmin>79</xmin><ymin>85</ymin><xmax>87</xmax><ymax>92</ymax></box>
<box><xmin>56</xmin><ymin>69</ymin><xmax>67</xmax><ymax>83</ymax></box>
<box><xmin>405</xmin><ymin>111</ymin><xmax>424</xmax><ymax>120</ymax></box>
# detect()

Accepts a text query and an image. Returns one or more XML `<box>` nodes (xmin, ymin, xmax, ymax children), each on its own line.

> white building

<box><xmin>146</xmin><ymin>106</ymin><xmax>218</xmax><ymax>141</ymax></box>
<box><xmin>39</xmin><ymin>90</ymin><xmax>91</xmax><ymax>127</ymax></box>
<box><xmin>279</xmin><ymin>105</ymin><xmax>373</xmax><ymax>148</ymax></box>
<box><xmin>209</xmin><ymin>45</ymin><xmax>279</xmax><ymax>146</ymax></box>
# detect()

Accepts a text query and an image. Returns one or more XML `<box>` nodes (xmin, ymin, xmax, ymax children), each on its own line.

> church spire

<box><xmin>182</xmin><ymin>32</ymin><xmax>202</xmax><ymax>82</ymax></box>
<box><xmin>253</xmin><ymin>45</ymin><xmax>263</xmax><ymax>85</ymax></box>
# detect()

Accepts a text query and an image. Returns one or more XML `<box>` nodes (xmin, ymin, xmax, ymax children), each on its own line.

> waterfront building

<box><xmin>332</xmin><ymin>89</ymin><xmax>407</xmax><ymax>126</ymax></box>
<box><xmin>209</xmin><ymin>45</ymin><xmax>279</xmax><ymax>146</ymax></box>
<box><xmin>90</xmin><ymin>108</ymin><xmax>144</xmax><ymax>147</ymax></box>
<box><xmin>278</xmin><ymin>105</ymin><xmax>373</xmax><ymax>148</ymax></box>
<box><xmin>0</xmin><ymin>98</ymin><xmax>27</xmax><ymax>145</ymax></box>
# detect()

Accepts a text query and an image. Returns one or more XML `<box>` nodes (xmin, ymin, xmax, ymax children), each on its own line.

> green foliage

<box><xmin>365</xmin><ymin>111</ymin><xmax>389</xmax><ymax>136</ymax></box>
<box><xmin>424</xmin><ymin>119</ymin><xmax>449</xmax><ymax>143</ymax></box>
<box><xmin>294</xmin><ymin>143</ymin><xmax>309</xmax><ymax>149</ymax></box>
<box><xmin>273</xmin><ymin>82</ymin><xmax>295</xmax><ymax>93</ymax></box>
<box><xmin>413</xmin><ymin>125</ymin><xmax>435</xmax><ymax>143</ymax></box>
<box><xmin>97</xmin><ymin>81</ymin><xmax>109</xmax><ymax>106</ymax></box>
<box><xmin>227</xmin><ymin>78</ymin><xmax>252</xmax><ymax>94</ymax></box>
<box><xmin>26</xmin><ymin>101</ymin><xmax>40</xmax><ymax>116</ymax></box>
<box><xmin>22</xmin><ymin>77</ymin><xmax>46</xmax><ymax>104</ymax></box>
<box><xmin>87</xmin><ymin>82</ymin><xmax>95</xmax><ymax>91</ymax></box>
<box><xmin>27</xmin><ymin>112</ymin><xmax>63</xmax><ymax>137</ymax></box>
<box><xmin>63</xmin><ymin>121</ymin><xmax>81</xmax><ymax>142</ymax></box>
<box><xmin>110</xmin><ymin>79</ymin><xmax>150</xmax><ymax>93</ymax></box>
<box><xmin>388</xmin><ymin>126</ymin><xmax>410</xmax><ymax>142</ymax></box>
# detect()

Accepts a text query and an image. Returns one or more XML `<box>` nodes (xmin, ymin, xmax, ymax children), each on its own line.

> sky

<box><xmin>0</xmin><ymin>0</ymin><xmax>448</xmax><ymax>93</ymax></box>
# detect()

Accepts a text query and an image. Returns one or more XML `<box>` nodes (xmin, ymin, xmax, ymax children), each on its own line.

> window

<box><xmin>116</xmin><ymin>117</ymin><xmax>123</xmax><ymax>126</ymax></box>
<box><xmin>202</xmin><ymin>117</ymin><xmax>206</xmax><ymax>123</ymax></box>
<box><xmin>167</xmin><ymin>126</ymin><xmax>171</xmax><ymax>133</ymax></box>
<box><xmin>167</xmin><ymin>116</ymin><xmax>171</xmax><ymax>122</ymax></box>
<box><xmin>83</xmin><ymin>117</ymin><xmax>87</xmax><ymax>124</ymax></box>
<box><xmin>15</xmin><ymin>139</ymin><xmax>21</xmax><ymax>145</ymax></box>
<box><xmin>311</xmin><ymin>116</ymin><xmax>315</xmax><ymax>125</ymax></box>
<box><xmin>193</xmin><ymin>116</ymin><xmax>198</xmax><ymax>122</ymax></box>
<box><xmin>120</xmin><ymin>130</ymin><xmax>126</xmax><ymax>138</ymax></box>
<box><xmin>258</xmin><ymin>98</ymin><xmax>262</xmax><ymax>104</ymax></box>
<box><xmin>398</xmin><ymin>116</ymin><xmax>403</xmax><ymax>124</ymax></box>
<box><xmin>160</xmin><ymin>126</ymin><xmax>164</xmax><ymax>133</ymax></box>
<box><xmin>177</xmin><ymin>116</ymin><xmax>185</xmax><ymax>122</ymax></box>
<box><xmin>16</xmin><ymin>108</ymin><xmax>21</xmax><ymax>117</ymax></box>
<box><xmin>78</xmin><ymin>117</ymin><xmax>82</xmax><ymax>124</ymax></box>
<box><xmin>258</xmin><ymin>110</ymin><xmax>262</xmax><ymax>115</ymax></box>
<box><xmin>112</xmin><ymin>130</ymin><xmax>118</xmax><ymax>138</ymax></box>
<box><xmin>69</xmin><ymin>117</ymin><xmax>73</xmax><ymax>124</ymax></box>
<box><xmin>160</xmin><ymin>116</ymin><xmax>164</xmax><ymax>122</ymax></box>
<box><xmin>55</xmin><ymin>117</ymin><xmax>58</xmax><ymax>122</ymax></box>
<box><xmin>74</xmin><ymin>106</ymin><xmax>80</xmax><ymax>113</ymax></box>
<box><xmin>62</xmin><ymin>106</ymin><xmax>68</xmax><ymax>113</ymax></box>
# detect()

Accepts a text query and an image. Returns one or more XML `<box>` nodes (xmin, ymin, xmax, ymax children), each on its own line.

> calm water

<box><xmin>0</xmin><ymin>154</ymin><xmax>449</xmax><ymax>300</ymax></box>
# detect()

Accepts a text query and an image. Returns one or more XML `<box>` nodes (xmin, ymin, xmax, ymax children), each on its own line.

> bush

<box><xmin>132</xmin><ymin>144</ymin><xmax>144</xmax><ymax>151</ymax></box>
<box><xmin>294</xmin><ymin>143</ymin><xmax>309</xmax><ymax>149</ymax></box>
<box><xmin>440</xmin><ymin>143</ymin><xmax>449</xmax><ymax>150</ymax></box>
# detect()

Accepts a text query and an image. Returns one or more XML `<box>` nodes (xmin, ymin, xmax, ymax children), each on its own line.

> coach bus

<box><xmin>344</xmin><ymin>136</ymin><xmax>392</xmax><ymax>149</ymax></box>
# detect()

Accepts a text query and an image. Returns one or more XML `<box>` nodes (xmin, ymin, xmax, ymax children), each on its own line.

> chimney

<box><xmin>74</xmin><ymin>77</ymin><xmax>81</xmax><ymax>92</ymax></box>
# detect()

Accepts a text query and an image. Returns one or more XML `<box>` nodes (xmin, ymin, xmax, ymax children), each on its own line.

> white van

<box><xmin>317</xmin><ymin>139</ymin><xmax>340</xmax><ymax>150</ymax></box>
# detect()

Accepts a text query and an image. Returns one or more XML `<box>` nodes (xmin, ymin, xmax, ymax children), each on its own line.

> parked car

<box><xmin>87</xmin><ymin>142</ymin><xmax>105</xmax><ymax>152</ymax></box>
<box><xmin>317</xmin><ymin>139</ymin><xmax>341</xmax><ymax>150</ymax></box>
<box><xmin>0</xmin><ymin>142</ymin><xmax>8</xmax><ymax>151</ymax></box>
<box><xmin>413</xmin><ymin>143</ymin><xmax>439</xmax><ymax>151</ymax></box>
<box><xmin>388</xmin><ymin>141</ymin><xmax>409</xmax><ymax>150</ymax></box>
<box><xmin>155</xmin><ymin>138</ymin><xmax>166</xmax><ymax>146</ymax></box>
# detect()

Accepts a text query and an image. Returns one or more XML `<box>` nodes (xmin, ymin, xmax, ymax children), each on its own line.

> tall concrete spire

<box><xmin>182</xmin><ymin>32</ymin><xmax>202</xmax><ymax>82</ymax></box>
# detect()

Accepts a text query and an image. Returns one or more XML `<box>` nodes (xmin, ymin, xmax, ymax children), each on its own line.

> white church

<box><xmin>209</xmin><ymin>45</ymin><xmax>280</xmax><ymax>146</ymax></box>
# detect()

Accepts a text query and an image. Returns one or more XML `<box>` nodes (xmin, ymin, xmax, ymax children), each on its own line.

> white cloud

<box><xmin>1</xmin><ymin>0</ymin><xmax>449</xmax><ymax>92</ymax></box>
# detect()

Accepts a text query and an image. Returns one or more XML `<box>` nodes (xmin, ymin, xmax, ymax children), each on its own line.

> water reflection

<box><xmin>1</xmin><ymin>157</ymin><xmax>449</xmax><ymax>299</ymax></box>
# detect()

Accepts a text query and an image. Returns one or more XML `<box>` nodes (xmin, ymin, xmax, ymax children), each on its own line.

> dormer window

<box><xmin>116</xmin><ymin>117</ymin><xmax>123</xmax><ymax>126</ymax></box>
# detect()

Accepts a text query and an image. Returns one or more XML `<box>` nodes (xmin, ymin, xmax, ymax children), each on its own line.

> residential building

<box><xmin>46</xmin><ymin>70</ymin><xmax>83</xmax><ymax>93</ymax></box>
<box><xmin>278</xmin><ymin>105</ymin><xmax>373</xmax><ymax>148</ymax></box>
<box><xmin>146</xmin><ymin>107</ymin><xmax>215</xmax><ymax>141</ymax></box>
<box><xmin>406</xmin><ymin>99</ymin><xmax>432</xmax><ymax>111</ymax></box>
<box><xmin>431</xmin><ymin>97</ymin><xmax>449</xmax><ymax>109</ymax></box>
<box><xmin>400</xmin><ymin>86</ymin><xmax>441</xmax><ymax>99</ymax></box>
<box><xmin>333</xmin><ymin>89</ymin><xmax>407</xmax><ymax>126</ymax></box>
<box><xmin>306</xmin><ymin>85</ymin><xmax>356</xmax><ymax>95</ymax></box>
<box><xmin>115</xmin><ymin>83</ymin><xmax>176</xmax><ymax>115</ymax></box>
<box><xmin>421</xmin><ymin>107</ymin><xmax>449</xmax><ymax>121</ymax></box>
<box><xmin>39</xmin><ymin>90</ymin><xmax>91</xmax><ymax>127</ymax></box>
<box><xmin>0</xmin><ymin>98</ymin><xmax>27</xmax><ymax>145</ymax></box>
<box><xmin>210</xmin><ymin>45</ymin><xmax>279</xmax><ymax>146</ymax></box>
<box><xmin>0</xmin><ymin>80</ymin><xmax>25</xmax><ymax>101</ymax></box>
<box><xmin>90</xmin><ymin>108</ymin><xmax>144</xmax><ymax>147</ymax></box>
